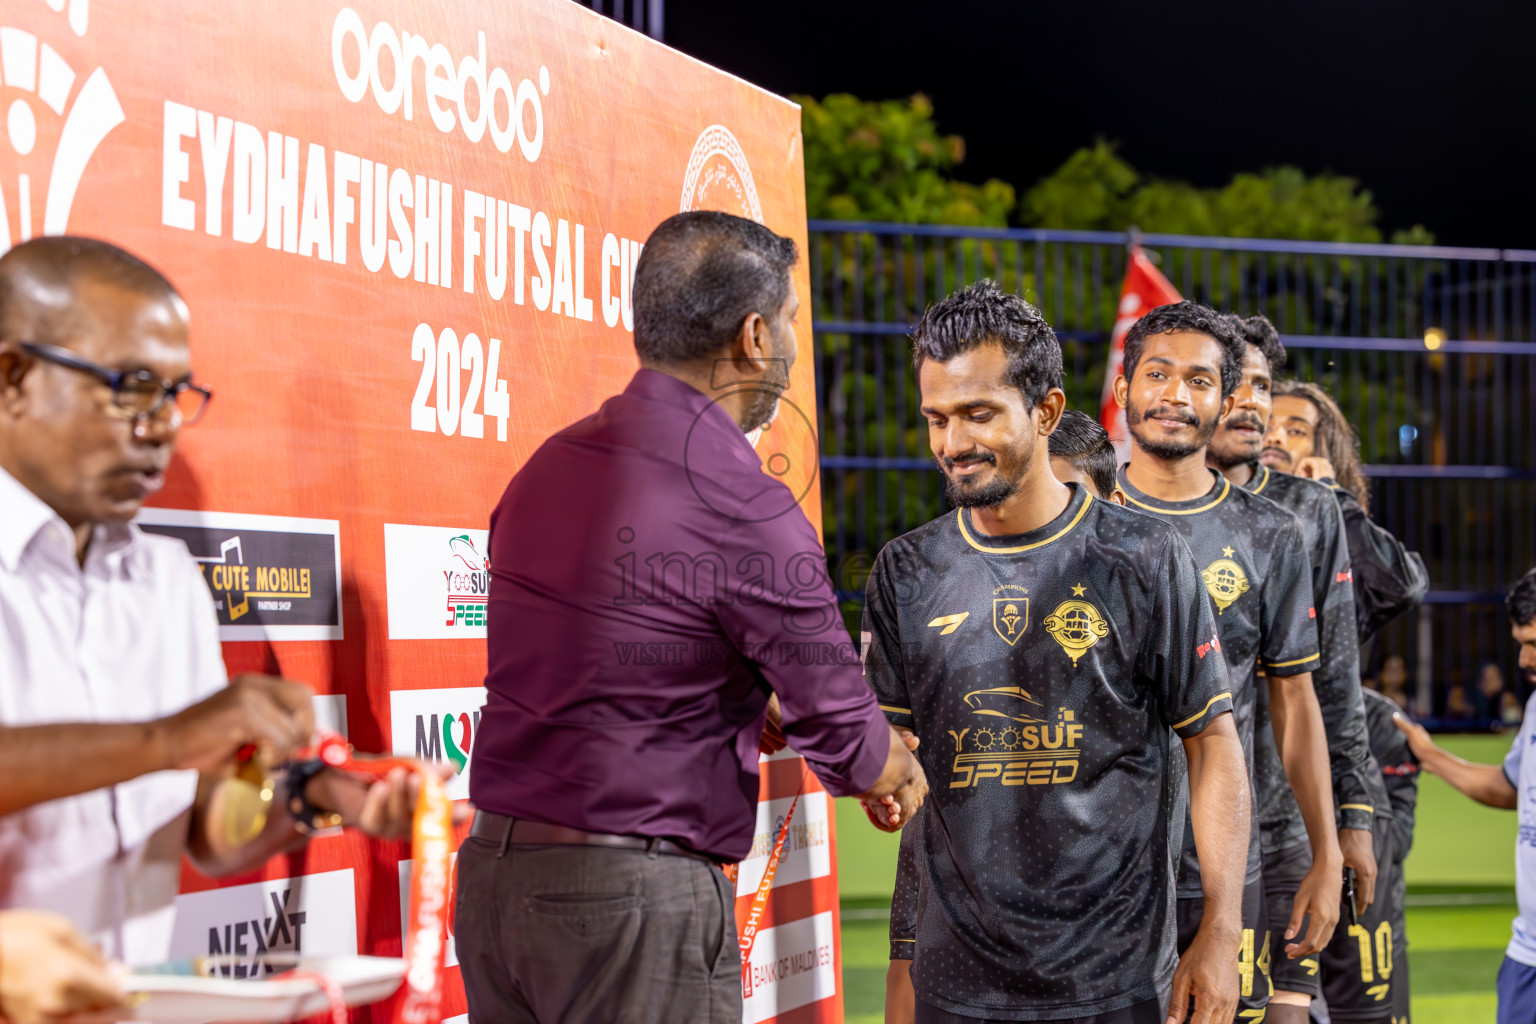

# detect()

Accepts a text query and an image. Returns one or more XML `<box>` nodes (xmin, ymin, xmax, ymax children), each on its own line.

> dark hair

<box><xmin>1240</xmin><ymin>314</ymin><xmax>1286</xmax><ymax>371</ymax></box>
<box><xmin>0</xmin><ymin>236</ymin><xmax>179</xmax><ymax>340</ymax></box>
<box><xmin>1122</xmin><ymin>301</ymin><xmax>1246</xmax><ymax>398</ymax></box>
<box><xmin>631</xmin><ymin>211</ymin><xmax>798</xmax><ymax>365</ymax></box>
<box><xmin>1272</xmin><ymin>379</ymin><xmax>1371</xmax><ymax>514</ymax></box>
<box><xmin>910</xmin><ymin>280</ymin><xmax>1063</xmax><ymax>409</ymax></box>
<box><xmin>1510</xmin><ymin>567</ymin><xmax>1536</xmax><ymax>628</ymax></box>
<box><xmin>1048</xmin><ymin>409</ymin><xmax>1117</xmax><ymax>498</ymax></box>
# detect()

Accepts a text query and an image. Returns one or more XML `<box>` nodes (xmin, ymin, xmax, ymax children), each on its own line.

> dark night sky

<box><xmin>665</xmin><ymin>0</ymin><xmax>1536</xmax><ymax>249</ymax></box>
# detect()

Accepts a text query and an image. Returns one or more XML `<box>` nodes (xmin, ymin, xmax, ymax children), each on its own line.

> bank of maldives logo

<box><xmin>390</xmin><ymin>686</ymin><xmax>485</xmax><ymax>802</ymax></box>
<box><xmin>681</xmin><ymin>124</ymin><xmax>762</xmax><ymax>223</ymax></box>
<box><xmin>135</xmin><ymin>509</ymin><xmax>343</xmax><ymax>641</ymax></box>
<box><xmin>383</xmin><ymin>523</ymin><xmax>490</xmax><ymax>640</ymax></box>
<box><xmin>0</xmin><ymin>2</ymin><xmax>124</xmax><ymax>252</ymax></box>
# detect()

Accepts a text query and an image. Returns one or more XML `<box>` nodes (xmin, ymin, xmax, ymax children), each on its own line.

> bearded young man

<box><xmin>867</xmin><ymin>281</ymin><xmax>1249</xmax><ymax>1024</ymax></box>
<box><xmin>1205</xmin><ymin>317</ymin><xmax>1392</xmax><ymax>1024</ymax></box>
<box><xmin>1263</xmin><ymin>381</ymin><xmax>1428</xmax><ymax>653</ymax></box>
<box><xmin>1113</xmin><ymin>302</ymin><xmax>1343</xmax><ymax>1024</ymax></box>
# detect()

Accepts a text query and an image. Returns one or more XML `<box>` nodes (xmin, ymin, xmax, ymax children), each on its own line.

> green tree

<box><xmin>1020</xmin><ymin>139</ymin><xmax>1435</xmax><ymax>244</ymax></box>
<box><xmin>797</xmin><ymin>93</ymin><xmax>1015</xmax><ymax>227</ymax></box>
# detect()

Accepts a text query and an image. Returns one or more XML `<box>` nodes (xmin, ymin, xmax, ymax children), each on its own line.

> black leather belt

<box><xmin>470</xmin><ymin>810</ymin><xmax>719</xmax><ymax>864</ymax></box>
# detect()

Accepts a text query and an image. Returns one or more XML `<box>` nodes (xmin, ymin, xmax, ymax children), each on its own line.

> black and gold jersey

<box><xmin>864</xmin><ymin>482</ymin><xmax>1231</xmax><ymax>1020</ymax></box>
<box><xmin>1243</xmin><ymin>464</ymin><xmax>1387</xmax><ymax>853</ymax></box>
<box><xmin>1362</xmin><ymin>687</ymin><xmax>1419</xmax><ymax>862</ymax></box>
<box><xmin>1115</xmin><ymin>467</ymin><xmax>1320</xmax><ymax>898</ymax></box>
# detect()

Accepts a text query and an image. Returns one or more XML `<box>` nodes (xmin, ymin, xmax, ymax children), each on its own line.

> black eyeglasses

<box><xmin>16</xmin><ymin>341</ymin><xmax>212</xmax><ymax>426</ymax></box>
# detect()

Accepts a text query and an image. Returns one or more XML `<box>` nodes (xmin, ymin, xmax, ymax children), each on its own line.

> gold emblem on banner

<box><xmin>1044</xmin><ymin>591</ymin><xmax>1109</xmax><ymax>667</ymax></box>
<box><xmin>1202</xmin><ymin>546</ymin><xmax>1251</xmax><ymax>614</ymax></box>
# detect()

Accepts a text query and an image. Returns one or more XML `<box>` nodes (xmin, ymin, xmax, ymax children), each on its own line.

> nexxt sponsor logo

<box><xmin>135</xmin><ymin>508</ymin><xmax>343</xmax><ymax>641</ymax></box>
<box><xmin>390</xmin><ymin>686</ymin><xmax>485</xmax><ymax>800</ymax></box>
<box><xmin>169</xmin><ymin>869</ymin><xmax>357</xmax><ymax>977</ymax></box>
<box><xmin>384</xmin><ymin>524</ymin><xmax>490</xmax><ymax>639</ymax></box>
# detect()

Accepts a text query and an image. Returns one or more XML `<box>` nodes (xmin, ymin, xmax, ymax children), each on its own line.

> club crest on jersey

<box><xmin>1043</xmin><ymin>589</ymin><xmax>1109</xmax><ymax>667</ymax></box>
<box><xmin>1201</xmin><ymin>546</ymin><xmax>1251</xmax><ymax>614</ymax></box>
<box><xmin>990</xmin><ymin>583</ymin><xmax>1029</xmax><ymax>645</ymax></box>
<box><xmin>993</xmin><ymin>598</ymin><xmax>1029</xmax><ymax>645</ymax></box>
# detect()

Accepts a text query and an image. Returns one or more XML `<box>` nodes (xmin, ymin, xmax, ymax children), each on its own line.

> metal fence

<box><xmin>809</xmin><ymin>219</ymin><xmax>1536</xmax><ymax>719</ymax></box>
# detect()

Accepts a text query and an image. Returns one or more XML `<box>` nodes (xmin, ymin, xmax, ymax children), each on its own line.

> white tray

<box><xmin>105</xmin><ymin>954</ymin><xmax>406</xmax><ymax>1023</ymax></box>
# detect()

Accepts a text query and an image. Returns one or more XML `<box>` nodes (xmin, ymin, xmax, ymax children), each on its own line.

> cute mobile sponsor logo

<box><xmin>135</xmin><ymin>509</ymin><xmax>344</xmax><ymax>642</ymax></box>
<box><xmin>383</xmin><ymin>524</ymin><xmax>490</xmax><ymax>639</ymax></box>
<box><xmin>0</xmin><ymin>0</ymin><xmax>125</xmax><ymax>251</ymax></box>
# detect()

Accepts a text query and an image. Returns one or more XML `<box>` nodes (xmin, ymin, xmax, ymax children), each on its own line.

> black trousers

<box><xmin>454</xmin><ymin>834</ymin><xmax>740</xmax><ymax>1024</ymax></box>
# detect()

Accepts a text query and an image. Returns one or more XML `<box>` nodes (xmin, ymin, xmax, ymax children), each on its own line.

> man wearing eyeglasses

<box><xmin>0</xmin><ymin>236</ymin><xmax>428</xmax><ymax>967</ymax></box>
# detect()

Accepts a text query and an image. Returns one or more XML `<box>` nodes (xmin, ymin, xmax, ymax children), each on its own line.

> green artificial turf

<box><xmin>833</xmin><ymin>731</ymin><xmax>1524</xmax><ymax>1022</ymax></box>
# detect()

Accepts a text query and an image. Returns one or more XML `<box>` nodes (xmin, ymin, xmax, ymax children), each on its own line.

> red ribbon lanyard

<box><xmin>301</xmin><ymin>730</ymin><xmax>455</xmax><ymax>1024</ymax></box>
<box><xmin>737</xmin><ymin>770</ymin><xmax>807</xmax><ymax>971</ymax></box>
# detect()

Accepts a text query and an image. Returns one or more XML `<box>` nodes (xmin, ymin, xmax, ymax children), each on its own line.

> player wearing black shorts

<box><xmin>1308</xmin><ymin>688</ymin><xmax>1417</xmax><ymax>1024</ymax></box>
<box><xmin>1262</xmin><ymin>380</ymin><xmax>1429</xmax><ymax>657</ymax></box>
<box><xmin>1114</xmin><ymin>302</ymin><xmax>1345</xmax><ymax>1023</ymax></box>
<box><xmin>1262</xmin><ymin>378</ymin><xmax>1429</xmax><ymax>1023</ymax></box>
<box><xmin>1205</xmin><ymin>317</ymin><xmax>1388</xmax><ymax>1024</ymax></box>
<box><xmin>869</xmin><ymin>282</ymin><xmax>1251</xmax><ymax>1024</ymax></box>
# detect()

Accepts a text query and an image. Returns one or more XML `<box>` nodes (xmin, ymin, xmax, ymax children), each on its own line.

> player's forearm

<box><xmin>0</xmin><ymin>721</ymin><xmax>175</xmax><ymax>816</ymax></box>
<box><xmin>1183</xmin><ymin>715</ymin><xmax>1249</xmax><ymax>943</ymax></box>
<box><xmin>1268</xmin><ymin>673</ymin><xmax>1344</xmax><ymax>866</ymax></box>
<box><xmin>1415</xmin><ymin>745</ymin><xmax>1517</xmax><ymax>809</ymax></box>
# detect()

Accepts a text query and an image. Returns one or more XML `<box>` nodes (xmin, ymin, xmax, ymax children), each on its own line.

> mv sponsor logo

<box><xmin>135</xmin><ymin>509</ymin><xmax>343</xmax><ymax>641</ymax></box>
<box><xmin>384</xmin><ymin>524</ymin><xmax>490</xmax><ymax>639</ymax></box>
<box><xmin>390</xmin><ymin>686</ymin><xmax>485</xmax><ymax>801</ymax></box>
<box><xmin>169</xmin><ymin>869</ymin><xmax>357</xmax><ymax>977</ymax></box>
<box><xmin>0</xmin><ymin>0</ymin><xmax>124</xmax><ymax>252</ymax></box>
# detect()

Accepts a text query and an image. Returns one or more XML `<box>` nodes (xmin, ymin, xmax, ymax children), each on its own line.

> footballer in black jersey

<box><xmin>1205</xmin><ymin>318</ymin><xmax>1390</xmax><ymax>1021</ymax></box>
<box><xmin>1113</xmin><ymin>302</ymin><xmax>1344</xmax><ymax>1023</ymax></box>
<box><xmin>870</xmin><ymin>282</ymin><xmax>1248</xmax><ymax>1024</ymax></box>
<box><xmin>1263</xmin><ymin>380</ymin><xmax>1429</xmax><ymax>651</ymax></box>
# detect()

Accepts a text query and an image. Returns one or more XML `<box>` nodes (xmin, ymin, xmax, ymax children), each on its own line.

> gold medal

<box><xmin>222</xmin><ymin>745</ymin><xmax>276</xmax><ymax>847</ymax></box>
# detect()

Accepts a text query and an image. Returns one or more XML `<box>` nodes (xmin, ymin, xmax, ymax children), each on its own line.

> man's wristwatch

<box><xmin>284</xmin><ymin>758</ymin><xmax>345</xmax><ymax>834</ymax></box>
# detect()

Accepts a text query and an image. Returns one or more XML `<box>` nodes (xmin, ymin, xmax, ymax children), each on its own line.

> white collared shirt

<box><xmin>0</xmin><ymin>466</ymin><xmax>225</xmax><ymax>965</ymax></box>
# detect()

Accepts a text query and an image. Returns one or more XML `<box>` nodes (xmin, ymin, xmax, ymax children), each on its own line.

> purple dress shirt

<box><xmin>471</xmin><ymin>369</ymin><xmax>890</xmax><ymax>861</ymax></box>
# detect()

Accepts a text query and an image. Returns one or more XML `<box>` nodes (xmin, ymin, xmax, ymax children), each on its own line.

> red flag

<box><xmin>1100</xmin><ymin>248</ymin><xmax>1182</xmax><ymax>460</ymax></box>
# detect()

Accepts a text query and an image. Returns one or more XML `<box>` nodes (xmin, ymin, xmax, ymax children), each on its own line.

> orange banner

<box><xmin>0</xmin><ymin>1</ymin><xmax>840</xmax><ymax>1020</ymax></box>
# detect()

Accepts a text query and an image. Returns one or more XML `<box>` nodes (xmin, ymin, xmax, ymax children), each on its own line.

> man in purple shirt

<box><xmin>456</xmin><ymin>211</ymin><xmax>928</xmax><ymax>1024</ymax></box>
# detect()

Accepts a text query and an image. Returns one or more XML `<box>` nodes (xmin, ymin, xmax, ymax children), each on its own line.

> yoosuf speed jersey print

<box><xmin>1116</xmin><ymin>467</ymin><xmax>1320</xmax><ymax>897</ymax></box>
<box><xmin>1243</xmin><ymin>464</ymin><xmax>1386</xmax><ymax>851</ymax></box>
<box><xmin>864</xmin><ymin>483</ymin><xmax>1231</xmax><ymax>1020</ymax></box>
